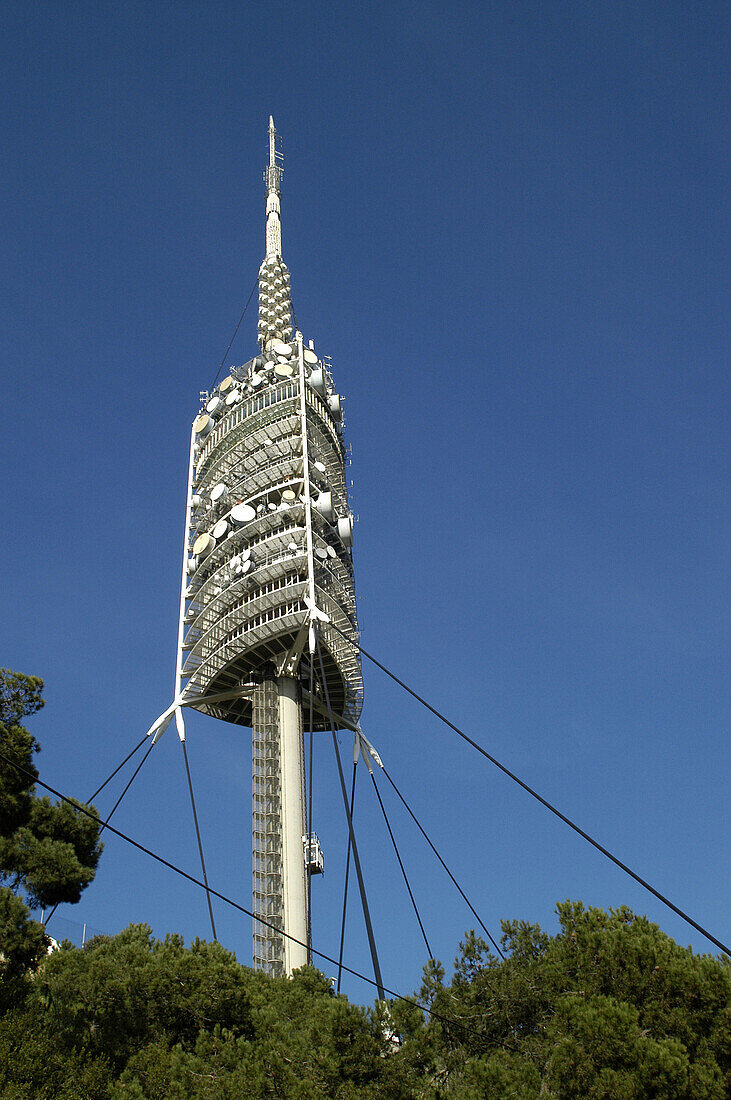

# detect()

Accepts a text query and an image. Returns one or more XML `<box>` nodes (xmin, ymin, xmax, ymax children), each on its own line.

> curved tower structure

<box><xmin>152</xmin><ymin>119</ymin><xmax>362</xmax><ymax>975</ymax></box>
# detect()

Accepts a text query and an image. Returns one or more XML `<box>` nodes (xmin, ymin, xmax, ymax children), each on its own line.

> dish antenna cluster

<box><xmin>148</xmin><ymin>118</ymin><xmax>362</xmax><ymax>975</ymax></box>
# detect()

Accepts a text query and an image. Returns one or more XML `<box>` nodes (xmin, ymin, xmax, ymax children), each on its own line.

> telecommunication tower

<box><xmin>148</xmin><ymin>118</ymin><xmax>363</xmax><ymax>975</ymax></box>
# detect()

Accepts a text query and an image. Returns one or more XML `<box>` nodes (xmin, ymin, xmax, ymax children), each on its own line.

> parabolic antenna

<box><xmin>309</xmin><ymin>368</ymin><xmax>326</xmax><ymax>396</ymax></box>
<box><xmin>193</xmin><ymin>532</ymin><xmax>215</xmax><ymax>558</ymax></box>
<box><xmin>231</xmin><ymin>503</ymin><xmax>256</xmax><ymax>525</ymax></box>
<box><xmin>337</xmin><ymin>515</ymin><xmax>353</xmax><ymax>546</ymax></box>
<box><xmin>194</xmin><ymin>413</ymin><xmax>212</xmax><ymax>436</ymax></box>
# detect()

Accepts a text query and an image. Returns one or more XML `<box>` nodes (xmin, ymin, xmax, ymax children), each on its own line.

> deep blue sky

<box><xmin>3</xmin><ymin>2</ymin><xmax>729</xmax><ymax>1001</ymax></box>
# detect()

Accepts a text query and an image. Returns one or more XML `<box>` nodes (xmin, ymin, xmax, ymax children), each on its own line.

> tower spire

<box><xmin>264</xmin><ymin>115</ymin><xmax>283</xmax><ymax>257</ymax></box>
<box><xmin>269</xmin><ymin>113</ymin><xmax>276</xmax><ymax>166</ymax></box>
<box><xmin>258</xmin><ymin>116</ymin><xmax>294</xmax><ymax>349</ymax></box>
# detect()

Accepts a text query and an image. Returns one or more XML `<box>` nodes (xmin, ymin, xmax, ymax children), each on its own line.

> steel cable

<box><xmin>370</xmin><ymin>769</ymin><xmax>433</xmax><ymax>960</ymax></box>
<box><xmin>336</xmin><ymin>762</ymin><xmax>358</xmax><ymax>993</ymax></box>
<box><xmin>382</xmin><ymin>766</ymin><xmax>503</xmax><ymax>958</ymax></box>
<box><xmin>327</xmin><ymin>622</ymin><xmax>729</xmax><ymax>958</ymax></box>
<box><xmin>44</xmin><ymin>736</ymin><xmax>157</xmax><ymax>931</ymax></box>
<box><xmin>0</xmin><ymin>750</ymin><xmax>493</xmax><ymax>1038</ymax></box>
<box><xmin>88</xmin><ymin>735</ymin><xmax>148</xmax><ymax>803</ymax></box>
<box><xmin>209</xmin><ymin>277</ymin><xmax>258</xmax><ymax>392</ymax></box>
<box><xmin>181</xmin><ymin>738</ymin><xmax>218</xmax><ymax>942</ymax></box>
<box><xmin>315</xmin><ymin>633</ymin><xmax>386</xmax><ymax>999</ymax></box>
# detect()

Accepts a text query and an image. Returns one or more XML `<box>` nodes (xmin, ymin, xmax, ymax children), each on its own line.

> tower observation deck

<box><xmin>159</xmin><ymin>119</ymin><xmax>362</xmax><ymax>975</ymax></box>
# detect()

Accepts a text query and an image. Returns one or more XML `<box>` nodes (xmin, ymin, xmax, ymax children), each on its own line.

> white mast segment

<box><xmin>265</xmin><ymin>115</ymin><xmax>282</xmax><ymax>258</ymax></box>
<box><xmin>258</xmin><ymin>118</ymin><xmax>294</xmax><ymax>354</ymax></box>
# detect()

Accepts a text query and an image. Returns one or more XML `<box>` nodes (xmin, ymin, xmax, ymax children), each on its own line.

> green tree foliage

<box><xmin>3</xmin><ymin>927</ymin><xmax>414</xmax><ymax>1098</ymax></box>
<box><xmin>0</xmin><ymin>670</ymin><xmax>103</xmax><ymax>1004</ymax></box>
<box><xmin>0</xmin><ymin>890</ymin><xmax>48</xmax><ymax>985</ymax></box>
<box><xmin>0</xmin><ymin>1004</ymin><xmax>111</xmax><ymax>1100</ymax></box>
<box><xmin>407</xmin><ymin>901</ymin><xmax>730</xmax><ymax>1098</ymax></box>
<box><xmin>1</xmin><ymin>903</ymin><xmax>726</xmax><ymax>1098</ymax></box>
<box><xmin>38</xmin><ymin>925</ymin><xmax>255</xmax><ymax>1072</ymax></box>
<box><xmin>0</xmin><ymin>670</ymin><xmax>43</xmax><ymax>836</ymax></box>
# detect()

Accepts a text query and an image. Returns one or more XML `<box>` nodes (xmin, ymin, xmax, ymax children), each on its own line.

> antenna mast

<box><xmin>258</xmin><ymin>118</ymin><xmax>293</xmax><ymax>351</ymax></box>
<box><xmin>264</xmin><ymin>115</ymin><xmax>283</xmax><ymax>258</ymax></box>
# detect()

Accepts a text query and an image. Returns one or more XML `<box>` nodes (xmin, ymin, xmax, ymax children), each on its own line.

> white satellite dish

<box><xmin>327</xmin><ymin>545</ymin><xmax>337</xmax><ymax>558</ymax></box>
<box><xmin>274</xmin><ymin>362</ymin><xmax>293</xmax><ymax>379</ymax></box>
<box><xmin>210</xmin><ymin>483</ymin><xmax>228</xmax><ymax>504</ymax></box>
<box><xmin>337</xmin><ymin>516</ymin><xmax>354</xmax><ymax>546</ymax></box>
<box><xmin>206</xmin><ymin>395</ymin><xmax>223</xmax><ymax>417</ymax></box>
<box><xmin>193</xmin><ymin>413</ymin><xmax>212</xmax><ymax>437</ymax></box>
<box><xmin>219</xmin><ymin>376</ymin><xmax>235</xmax><ymax>393</ymax></box>
<box><xmin>303</xmin><ymin>348</ymin><xmax>318</xmax><ymax>365</ymax></box>
<box><xmin>309</xmin><ymin>368</ymin><xmax>327</xmax><ymax>396</ymax></box>
<box><xmin>193</xmin><ymin>532</ymin><xmax>215</xmax><ymax>558</ymax></box>
<box><xmin>272</xmin><ymin>340</ymin><xmax>291</xmax><ymax>357</ymax></box>
<box><xmin>314</xmin><ymin>491</ymin><xmax>335</xmax><ymax>521</ymax></box>
<box><xmin>225</xmin><ymin>389</ymin><xmax>241</xmax><ymax>406</ymax></box>
<box><xmin>282</xmin><ymin>488</ymin><xmax>297</xmax><ymax>502</ymax></box>
<box><xmin>230</xmin><ymin>503</ymin><xmax>256</xmax><ymax>525</ymax></box>
<box><xmin>212</xmin><ymin>519</ymin><xmax>229</xmax><ymax>540</ymax></box>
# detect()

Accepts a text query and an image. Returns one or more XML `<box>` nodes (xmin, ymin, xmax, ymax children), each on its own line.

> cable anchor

<box><xmin>353</xmin><ymin>728</ymin><xmax>384</xmax><ymax>773</ymax></box>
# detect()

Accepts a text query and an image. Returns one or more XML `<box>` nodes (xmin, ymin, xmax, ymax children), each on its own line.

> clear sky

<box><xmin>3</xmin><ymin>1</ymin><xmax>729</xmax><ymax>1001</ymax></box>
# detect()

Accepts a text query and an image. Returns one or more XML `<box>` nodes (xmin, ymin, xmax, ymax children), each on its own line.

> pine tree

<box><xmin>0</xmin><ymin>669</ymin><xmax>103</xmax><ymax>1008</ymax></box>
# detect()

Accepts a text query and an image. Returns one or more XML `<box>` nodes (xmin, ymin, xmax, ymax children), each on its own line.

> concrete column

<box><xmin>277</xmin><ymin>675</ymin><xmax>308</xmax><ymax>973</ymax></box>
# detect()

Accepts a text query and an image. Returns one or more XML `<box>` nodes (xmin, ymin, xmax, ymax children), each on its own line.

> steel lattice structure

<box><xmin>149</xmin><ymin>119</ymin><xmax>362</xmax><ymax>975</ymax></box>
